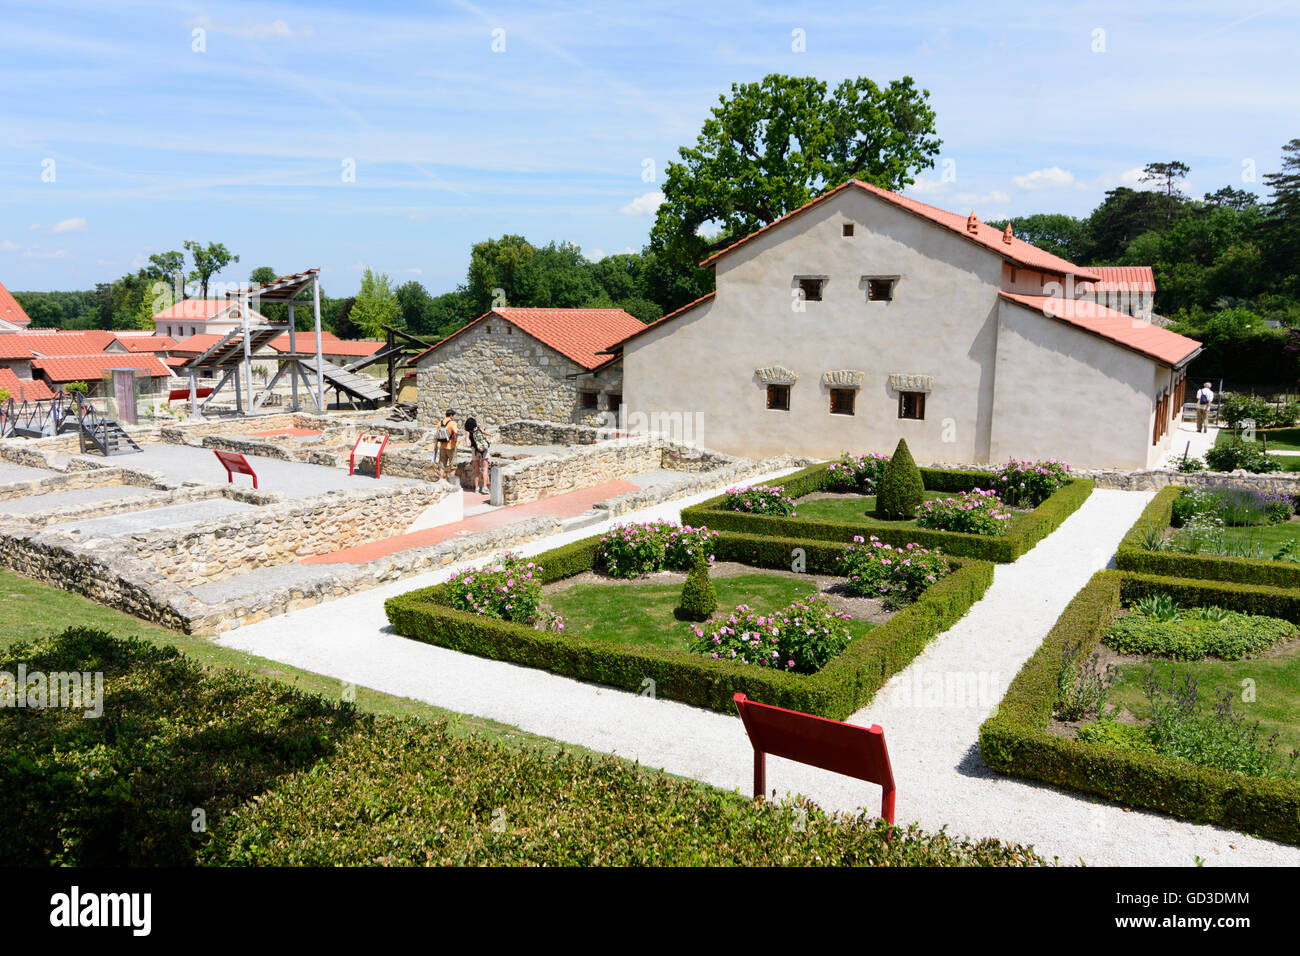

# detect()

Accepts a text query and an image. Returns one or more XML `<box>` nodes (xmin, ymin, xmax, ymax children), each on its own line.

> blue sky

<box><xmin>2</xmin><ymin>0</ymin><xmax>1298</xmax><ymax>295</ymax></box>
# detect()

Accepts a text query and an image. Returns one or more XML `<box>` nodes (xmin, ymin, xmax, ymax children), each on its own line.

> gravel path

<box><xmin>215</xmin><ymin>480</ymin><xmax>1300</xmax><ymax>866</ymax></box>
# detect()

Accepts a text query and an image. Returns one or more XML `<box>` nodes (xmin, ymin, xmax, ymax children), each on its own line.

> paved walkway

<box><xmin>301</xmin><ymin>479</ymin><xmax>640</xmax><ymax>565</ymax></box>
<box><xmin>1156</xmin><ymin>420</ymin><xmax>1218</xmax><ymax>467</ymax></box>
<box><xmin>216</xmin><ymin>480</ymin><xmax>1300</xmax><ymax>866</ymax></box>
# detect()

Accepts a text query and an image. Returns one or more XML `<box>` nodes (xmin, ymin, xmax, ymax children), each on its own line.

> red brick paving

<box><xmin>301</xmin><ymin>479</ymin><xmax>639</xmax><ymax>565</ymax></box>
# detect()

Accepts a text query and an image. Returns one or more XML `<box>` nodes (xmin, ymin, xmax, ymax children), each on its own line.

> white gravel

<box><xmin>216</xmin><ymin>479</ymin><xmax>1300</xmax><ymax>866</ymax></box>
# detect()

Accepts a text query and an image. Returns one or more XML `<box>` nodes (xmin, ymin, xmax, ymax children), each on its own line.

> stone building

<box><xmin>409</xmin><ymin>307</ymin><xmax>643</xmax><ymax>428</ymax></box>
<box><xmin>615</xmin><ymin>179</ymin><xmax>1202</xmax><ymax>470</ymax></box>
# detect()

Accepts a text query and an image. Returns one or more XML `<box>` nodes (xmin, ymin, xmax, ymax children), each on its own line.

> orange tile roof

<box><xmin>171</xmin><ymin>333</ymin><xmax>226</xmax><ymax>353</ymax></box>
<box><xmin>150</xmin><ymin>299</ymin><xmax>233</xmax><ymax>321</ymax></box>
<box><xmin>267</xmin><ymin>333</ymin><xmax>381</xmax><ymax>356</ymax></box>
<box><xmin>999</xmin><ymin>292</ymin><xmax>1200</xmax><ymax>367</ymax></box>
<box><xmin>119</xmin><ymin>335</ymin><xmax>177</xmax><ymax>352</ymax></box>
<box><xmin>1078</xmin><ymin>265</ymin><xmax>1156</xmax><ymax>293</ymax></box>
<box><xmin>701</xmin><ymin>179</ymin><xmax>1101</xmax><ymax>281</ymax></box>
<box><xmin>9</xmin><ymin>331</ymin><xmax>118</xmax><ymax>355</ymax></box>
<box><xmin>0</xmin><ymin>368</ymin><xmax>54</xmax><ymax>402</ymax></box>
<box><xmin>411</xmin><ymin>308</ymin><xmax>646</xmax><ymax>370</ymax></box>
<box><xmin>0</xmin><ymin>280</ymin><xmax>31</xmax><ymax>327</ymax></box>
<box><xmin>31</xmin><ymin>353</ymin><xmax>173</xmax><ymax>383</ymax></box>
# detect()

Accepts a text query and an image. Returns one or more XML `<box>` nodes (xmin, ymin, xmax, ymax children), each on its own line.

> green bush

<box><xmin>386</xmin><ymin>529</ymin><xmax>995</xmax><ymax>719</ymax></box>
<box><xmin>979</xmin><ymin>570</ymin><xmax>1300</xmax><ymax>844</ymax></box>
<box><xmin>677</xmin><ymin>558</ymin><xmax>718</xmax><ymax>621</ymax></box>
<box><xmin>1053</xmin><ymin>641</ymin><xmax>1116</xmax><ymax>721</ymax></box>
<box><xmin>1075</xmin><ymin>719</ymin><xmax>1155</xmax><ymax>753</ymax></box>
<box><xmin>1205</xmin><ymin>437</ymin><xmax>1282</xmax><ymax>473</ymax></box>
<box><xmin>682</xmin><ymin>467</ymin><xmax>1094</xmax><ymax>564</ymax></box>
<box><xmin>1116</xmin><ymin>486</ymin><xmax>1300</xmax><ymax>588</ymax></box>
<box><xmin>1</xmin><ymin>628</ymin><xmax>1047</xmax><ymax>867</ymax></box>
<box><xmin>1104</xmin><ymin>607</ymin><xmax>1295</xmax><ymax>660</ymax></box>
<box><xmin>876</xmin><ymin>439</ymin><xmax>925</xmax><ymax>520</ymax></box>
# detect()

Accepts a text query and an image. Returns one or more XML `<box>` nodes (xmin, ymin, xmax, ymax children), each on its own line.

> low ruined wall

<box><xmin>0</xmin><ymin>466</ymin><xmax>163</xmax><ymax>503</ymax></box>
<box><xmin>496</xmin><ymin>419</ymin><xmax>614</xmax><ymax>446</ymax></box>
<box><xmin>926</xmin><ymin>459</ymin><xmax>1300</xmax><ymax>494</ymax></box>
<box><xmin>136</xmin><ymin>484</ymin><xmax>453</xmax><ymax>587</ymax></box>
<box><xmin>497</xmin><ymin>436</ymin><xmax>661</xmax><ymax>506</ymax></box>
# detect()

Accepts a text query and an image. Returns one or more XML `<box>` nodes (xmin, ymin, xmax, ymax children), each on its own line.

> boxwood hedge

<box><xmin>385</xmin><ymin>529</ymin><xmax>995</xmax><ymax>720</ymax></box>
<box><xmin>979</xmin><ymin>569</ymin><xmax>1300</xmax><ymax>844</ymax></box>
<box><xmin>680</xmin><ymin>463</ymin><xmax>1093</xmax><ymax>562</ymax></box>
<box><xmin>4</xmin><ymin>627</ymin><xmax>1048</xmax><ymax>866</ymax></box>
<box><xmin>1115</xmin><ymin>485</ymin><xmax>1300</xmax><ymax>589</ymax></box>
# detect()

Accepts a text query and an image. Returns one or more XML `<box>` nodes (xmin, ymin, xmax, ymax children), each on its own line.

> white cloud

<box><xmin>1012</xmin><ymin>166</ymin><xmax>1074</xmax><ymax>190</ymax></box>
<box><xmin>51</xmin><ymin>217</ymin><xmax>87</xmax><ymax>234</ymax></box>
<box><xmin>587</xmin><ymin>248</ymin><xmax>606</xmax><ymax>262</ymax></box>
<box><xmin>0</xmin><ymin>240</ymin><xmax>18</xmax><ymax>252</ymax></box>
<box><xmin>22</xmin><ymin>248</ymin><xmax>66</xmax><ymax>259</ymax></box>
<box><xmin>904</xmin><ymin>177</ymin><xmax>948</xmax><ymax>196</ymax></box>
<box><xmin>406</xmin><ymin>267</ymin><xmax>423</xmax><ymax>274</ymax></box>
<box><xmin>620</xmin><ymin>191</ymin><xmax>665</xmax><ymax>215</ymax></box>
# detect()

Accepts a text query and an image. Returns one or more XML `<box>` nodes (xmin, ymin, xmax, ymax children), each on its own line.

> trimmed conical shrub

<box><xmin>677</xmin><ymin>557</ymin><xmax>718</xmax><ymax>621</ymax></box>
<box><xmin>875</xmin><ymin>438</ymin><xmax>925</xmax><ymax>520</ymax></box>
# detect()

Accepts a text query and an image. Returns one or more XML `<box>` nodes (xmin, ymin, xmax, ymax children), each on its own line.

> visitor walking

<box><xmin>1195</xmin><ymin>382</ymin><xmax>1215</xmax><ymax>433</ymax></box>
<box><xmin>435</xmin><ymin>408</ymin><xmax>459</xmax><ymax>481</ymax></box>
<box><xmin>464</xmin><ymin>416</ymin><xmax>493</xmax><ymax>494</ymax></box>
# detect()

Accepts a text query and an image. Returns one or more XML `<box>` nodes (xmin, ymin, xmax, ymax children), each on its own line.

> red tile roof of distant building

<box><xmin>409</xmin><ymin>308</ymin><xmax>646</xmax><ymax>370</ymax></box>
<box><xmin>0</xmin><ymin>280</ymin><xmax>31</xmax><ymax>327</ymax></box>
<box><xmin>0</xmin><ymin>368</ymin><xmax>54</xmax><ymax>401</ymax></box>
<box><xmin>999</xmin><ymin>291</ymin><xmax>1200</xmax><ymax>367</ymax></box>
<box><xmin>31</xmin><ymin>353</ymin><xmax>173</xmax><ymax>383</ymax></box>
<box><xmin>1078</xmin><ymin>266</ymin><xmax>1156</xmax><ymax>293</ymax></box>
<box><xmin>2</xmin><ymin>330</ymin><xmax>118</xmax><ymax>355</ymax></box>
<box><xmin>700</xmin><ymin>179</ymin><xmax>1101</xmax><ymax>281</ymax></box>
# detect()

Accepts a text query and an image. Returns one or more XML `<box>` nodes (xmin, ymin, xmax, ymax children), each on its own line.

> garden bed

<box><xmin>384</xmin><ymin>529</ymin><xmax>995</xmax><ymax>719</ymax></box>
<box><xmin>979</xmin><ymin>569</ymin><xmax>1300</xmax><ymax>844</ymax></box>
<box><xmin>1116</xmin><ymin>485</ymin><xmax>1300</xmax><ymax>588</ymax></box>
<box><xmin>679</xmin><ymin>463</ymin><xmax>1093</xmax><ymax>562</ymax></box>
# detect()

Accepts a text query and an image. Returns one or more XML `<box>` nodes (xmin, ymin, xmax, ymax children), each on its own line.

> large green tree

<box><xmin>984</xmin><ymin>213</ymin><xmax>1089</xmax><ymax>263</ymax></box>
<box><xmin>348</xmin><ymin>268</ymin><xmax>399</xmax><ymax>339</ymax></box>
<box><xmin>650</xmin><ymin>74</ymin><xmax>941</xmax><ymax>273</ymax></box>
<box><xmin>1262</xmin><ymin>138</ymin><xmax>1300</xmax><ymax>296</ymax></box>
<box><xmin>184</xmin><ymin>240</ymin><xmax>239</xmax><ymax>299</ymax></box>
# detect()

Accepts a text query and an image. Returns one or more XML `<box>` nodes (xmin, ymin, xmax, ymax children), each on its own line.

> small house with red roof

<box><xmin>0</xmin><ymin>280</ymin><xmax>32</xmax><ymax>332</ymax></box>
<box><xmin>408</xmin><ymin>307</ymin><xmax>644</xmax><ymax>427</ymax></box>
<box><xmin>150</xmin><ymin>299</ymin><xmax>272</xmax><ymax>339</ymax></box>
<box><xmin>615</xmin><ymin>179</ymin><xmax>1201</xmax><ymax>469</ymax></box>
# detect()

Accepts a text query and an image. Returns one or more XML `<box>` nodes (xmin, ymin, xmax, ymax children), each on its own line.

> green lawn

<box><xmin>0</xmin><ymin>568</ymin><xmax>567</xmax><ymax>751</ymax></box>
<box><xmin>1210</xmin><ymin>519</ymin><xmax>1300</xmax><ymax>557</ymax></box>
<box><xmin>546</xmin><ymin>571</ymin><xmax>876</xmax><ymax>652</ymax></box>
<box><xmin>793</xmin><ymin>490</ymin><xmax>953</xmax><ymax>528</ymax></box>
<box><xmin>1215</xmin><ymin>427</ymin><xmax>1300</xmax><ymax>451</ymax></box>
<box><xmin>1107</xmin><ymin>650</ymin><xmax>1300</xmax><ymax>753</ymax></box>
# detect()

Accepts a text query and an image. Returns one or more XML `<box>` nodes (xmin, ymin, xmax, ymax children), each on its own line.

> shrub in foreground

<box><xmin>1103</xmin><ymin>605</ymin><xmax>1295</xmax><ymax>660</ymax></box>
<box><xmin>838</xmin><ymin>535</ymin><xmax>950</xmax><ymax>605</ymax></box>
<box><xmin>724</xmin><ymin>485</ymin><xmax>797</xmax><ymax>517</ymax></box>
<box><xmin>990</xmin><ymin>458</ymin><xmax>1070</xmax><ymax>507</ymax></box>
<box><xmin>677</xmin><ymin>557</ymin><xmax>718</xmax><ymax>621</ymax></box>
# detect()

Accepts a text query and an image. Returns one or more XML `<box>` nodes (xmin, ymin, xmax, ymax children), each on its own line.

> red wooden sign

<box><xmin>213</xmin><ymin>449</ymin><xmax>258</xmax><ymax>489</ymax></box>
<box><xmin>168</xmin><ymin>387</ymin><xmax>214</xmax><ymax>402</ymax></box>
<box><xmin>733</xmin><ymin>693</ymin><xmax>895</xmax><ymax>825</ymax></box>
<box><xmin>349</xmin><ymin>432</ymin><xmax>389</xmax><ymax>478</ymax></box>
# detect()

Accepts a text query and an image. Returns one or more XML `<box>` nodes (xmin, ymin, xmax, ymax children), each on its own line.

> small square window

<box><xmin>580</xmin><ymin>391</ymin><xmax>599</xmax><ymax>409</ymax></box>
<box><xmin>506</xmin><ymin>325</ymin><xmax>513</xmax><ymax>334</ymax></box>
<box><xmin>829</xmin><ymin>388</ymin><xmax>855</xmax><ymax>415</ymax></box>
<box><xmin>607</xmin><ymin>393</ymin><xmax>622</xmax><ymax>411</ymax></box>
<box><xmin>797</xmin><ymin>278</ymin><xmax>823</xmax><ymax>302</ymax></box>
<box><xmin>898</xmin><ymin>391</ymin><xmax>925</xmax><ymax>420</ymax></box>
<box><xmin>867</xmin><ymin>278</ymin><xmax>895</xmax><ymax>301</ymax></box>
<box><xmin>766</xmin><ymin>384</ymin><xmax>791</xmax><ymax>411</ymax></box>
<box><xmin>842</xmin><ymin>223</ymin><xmax>855</xmax><ymax>237</ymax></box>
<box><xmin>485</xmin><ymin>325</ymin><xmax>492</xmax><ymax>334</ymax></box>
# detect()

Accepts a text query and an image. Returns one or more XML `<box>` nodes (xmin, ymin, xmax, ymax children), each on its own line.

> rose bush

<box><xmin>598</xmin><ymin>521</ymin><xmax>718</xmax><ymax>578</ymax></box>
<box><xmin>444</xmin><ymin>552</ymin><xmax>560</xmax><ymax>630</ymax></box>
<box><xmin>824</xmin><ymin>452</ymin><xmax>891</xmax><ymax>493</ymax></box>
<box><xmin>990</xmin><ymin>459</ymin><xmax>1070</xmax><ymax>507</ymax></box>
<box><xmin>914</xmin><ymin>488</ymin><xmax>1014</xmax><ymax>536</ymax></box>
<box><xmin>686</xmin><ymin>594</ymin><xmax>854</xmax><ymax>673</ymax></box>
<box><xmin>723</xmin><ymin>485</ymin><xmax>798</xmax><ymax>516</ymax></box>
<box><xmin>838</xmin><ymin>535</ymin><xmax>951</xmax><ymax>603</ymax></box>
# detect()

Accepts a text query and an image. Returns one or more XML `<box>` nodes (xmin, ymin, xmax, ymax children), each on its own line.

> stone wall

<box><xmin>926</xmin><ymin>459</ymin><xmax>1300</xmax><ymax>494</ymax></box>
<box><xmin>15</xmin><ymin>484</ymin><xmax>269</xmax><ymax>528</ymax></box>
<box><xmin>497</xmin><ymin>436</ymin><xmax>663</xmax><ymax>505</ymax></box>
<box><xmin>415</xmin><ymin>320</ymin><xmax>613</xmax><ymax>429</ymax></box>
<box><xmin>133</xmin><ymin>484</ymin><xmax>453</xmax><ymax>586</ymax></box>
<box><xmin>0</xmin><ymin>466</ymin><xmax>163</xmax><ymax>502</ymax></box>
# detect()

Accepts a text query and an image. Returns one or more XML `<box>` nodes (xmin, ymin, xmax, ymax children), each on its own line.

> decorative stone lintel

<box><xmin>821</xmin><ymin>369</ymin><xmax>865</xmax><ymax>389</ymax></box>
<box><xmin>755</xmin><ymin>365</ymin><xmax>798</xmax><ymax>386</ymax></box>
<box><xmin>888</xmin><ymin>373</ymin><xmax>934</xmax><ymax>392</ymax></box>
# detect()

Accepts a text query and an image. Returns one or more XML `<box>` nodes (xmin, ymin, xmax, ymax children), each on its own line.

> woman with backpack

<box><xmin>435</xmin><ymin>408</ymin><xmax>458</xmax><ymax>481</ymax></box>
<box><xmin>464</xmin><ymin>416</ymin><xmax>493</xmax><ymax>494</ymax></box>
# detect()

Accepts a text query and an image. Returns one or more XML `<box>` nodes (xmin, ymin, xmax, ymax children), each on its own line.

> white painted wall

<box><xmin>623</xmin><ymin>187</ymin><xmax>1170</xmax><ymax>469</ymax></box>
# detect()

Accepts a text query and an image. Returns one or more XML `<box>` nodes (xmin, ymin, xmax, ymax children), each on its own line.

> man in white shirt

<box><xmin>1195</xmin><ymin>382</ymin><xmax>1214</xmax><ymax>433</ymax></box>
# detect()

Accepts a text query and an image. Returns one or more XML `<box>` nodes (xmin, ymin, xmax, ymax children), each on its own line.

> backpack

<box><xmin>436</xmin><ymin>419</ymin><xmax>451</xmax><ymax>442</ymax></box>
<box><xmin>472</xmin><ymin>429</ymin><xmax>491</xmax><ymax>453</ymax></box>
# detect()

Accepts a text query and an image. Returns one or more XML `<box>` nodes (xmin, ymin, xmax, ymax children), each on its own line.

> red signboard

<box><xmin>733</xmin><ymin>693</ymin><xmax>895</xmax><ymax>825</ymax></box>
<box><xmin>213</xmin><ymin>449</ymin><xmax>258</xmax><ymax>489</ymax></box>
<box><xmin>350</xmin><ymin>432</ymin><xmax>389</xmax><ymax>478</ymax></box>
